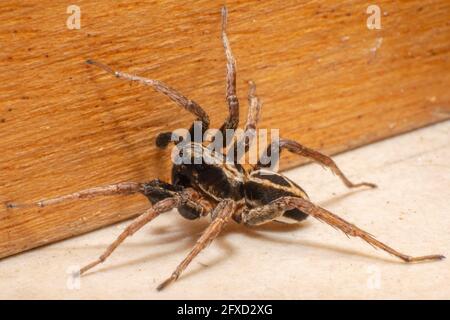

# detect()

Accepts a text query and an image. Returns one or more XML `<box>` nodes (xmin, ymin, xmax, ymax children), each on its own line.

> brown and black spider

<box><xmin>8</xmin><ymin>7</ymin><xmax>444</xmax><ymax>290</ymax></box>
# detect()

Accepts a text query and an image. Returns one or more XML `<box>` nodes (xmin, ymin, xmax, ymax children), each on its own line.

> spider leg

<box><xmin>243</xmin><ymin>80</ymin><xmax>262</xmax><ymax>148</ymax></box>
<box><xmin>85</xmin><ymin>59</ymin><xmax>210</xmax><ymax>148</ymax></box>
<box><xmin>5</xmin><ymin>182</ymin><xmax>142</xmax><ymax>209</ymax></box>
<box><xmin>79</xmin><ymin>196</ymin><xmax>182</xmax><ymax>275</ymax></box>
<box><xmin>243</xmin><ymin>196</ymin><xmax>445</xmax><ymax>263</ymax></box>
<box><xmin>256</xmin><ymin>138</ymin><xmax>377</xmax><ymax>189</ymax></box>
<box><xmin>214</xmin><ymin>7</ymin><xmax>239</xmax><ymax>148</ymax></box>
<box><xmin>157</xmin><ymin>199</ymin><xmax>236</xmax><ymax>291</ymax></box>
<box><xmin>142</xmin><ymin>180</ymin><xmax>214</xmax><ymax>219</ymax></box>
<box><xmin>228</xmin><ymin>81</ymin><xmax>262</xmax><ymax>163</ymax></box>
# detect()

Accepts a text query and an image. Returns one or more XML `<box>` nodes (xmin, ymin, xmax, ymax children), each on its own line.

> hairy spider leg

<box><xmin>157</xmin><ymin>199</ymin><xmax>236</xmax><ymax>290</ymax></box>
<box><xmin>256</xmin><ymin>138</ymin><xmax>377</xmax><ymax>188</ymax></box>
<box><xmin>227</xmin><ymin>80</ymin><xmax>262</xmax><ymax>164</ymax></box>
<box><xmin>5</xmin><ymin>182</ymin><xmax>143</xmax><ymax>209</ymax></box>
<box><xmin>85</xmin><ymin>59</ymin><xmax>210</xmax><ymax>149</ymax></box>
<box><xmin>143</xmin><ymin>180</ymin><xmax>214</xmax><ymax>220</ymax></box>
<box><xmin>79</xmin><ymin>188</ymin><xmax>212</xmax><ymax>275</ymax></box>
<box><xmin>213</xmin><ymin>7</ymin><xmax>240</xmax><ymax>149</ymax></box>
<box><xmin>242</xmin><ymin>196</ymin><xmax>445</xmax><ymax>263</ymax></box>
<box><xmin>80</xmin><ymin>197</ymin><xmax>177</xmax><ymax>275</ymax></box>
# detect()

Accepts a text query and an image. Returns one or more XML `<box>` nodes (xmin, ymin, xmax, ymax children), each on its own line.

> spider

<box><xmin>8</xmin><ymin>7</ymin><xmax>444</xmax><ymax>291</ymax></box>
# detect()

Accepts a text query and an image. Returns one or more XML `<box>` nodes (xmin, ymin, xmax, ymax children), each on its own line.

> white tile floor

<box><xmin>1</xmin><ymin>121</ymin><xmax>449</xmax><ymax>299</ymax></box>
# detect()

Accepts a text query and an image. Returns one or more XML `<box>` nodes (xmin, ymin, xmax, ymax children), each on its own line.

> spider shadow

<box><xmin>83</xmin><ymin>186</ymin><xmax>399</xmax><ymax>282</ymax></box>
<box><xmin>243</xmin><ymin>227</ymin><xmax>398</xmax><ymax>264</ymax></box>
<box><xmin>81</xmin><ymin>217</ymin><xmax>235</xmax><ymax>279</ymax></box>
<box><xmin>241</xmin><ymin>187</ymin><xmax>398</xmax><ymax>264</ymax></box>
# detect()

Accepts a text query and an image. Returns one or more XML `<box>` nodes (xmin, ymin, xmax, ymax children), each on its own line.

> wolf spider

<box><xmin>8</xmin><ymin>7</ymin><xmax>444</xmax><ymax>290</ymax></box>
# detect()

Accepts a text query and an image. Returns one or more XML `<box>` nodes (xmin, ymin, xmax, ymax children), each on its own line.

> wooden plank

<box><xmin>0</xmin><ymin>0</ymin><xmax>449</xmax><ymax>259</ymax></box>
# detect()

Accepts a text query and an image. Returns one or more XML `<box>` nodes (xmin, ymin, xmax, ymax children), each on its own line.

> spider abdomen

<box><xmin>244</xmin><ymin>170</ymin><xmax>309</xmax><ymax>223</ymax></box>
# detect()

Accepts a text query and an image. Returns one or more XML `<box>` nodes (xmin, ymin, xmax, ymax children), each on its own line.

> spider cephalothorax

<box><xmin>8</xmin><ymin>7</ymin><xmax>444</xmax><ymax>291</ymax></box>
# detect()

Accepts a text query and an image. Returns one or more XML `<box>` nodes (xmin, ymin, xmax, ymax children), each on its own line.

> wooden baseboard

<box><xmin>0</xmin><ymin>0</ymin><xmax>449</xmax><ymax>259</ymax></box>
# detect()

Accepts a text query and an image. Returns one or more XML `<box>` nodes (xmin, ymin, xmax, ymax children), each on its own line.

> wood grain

<box><xmin>0</xmin><ymin>1</ymin><xmax>449</xmax><ymax>259</ymax></box>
